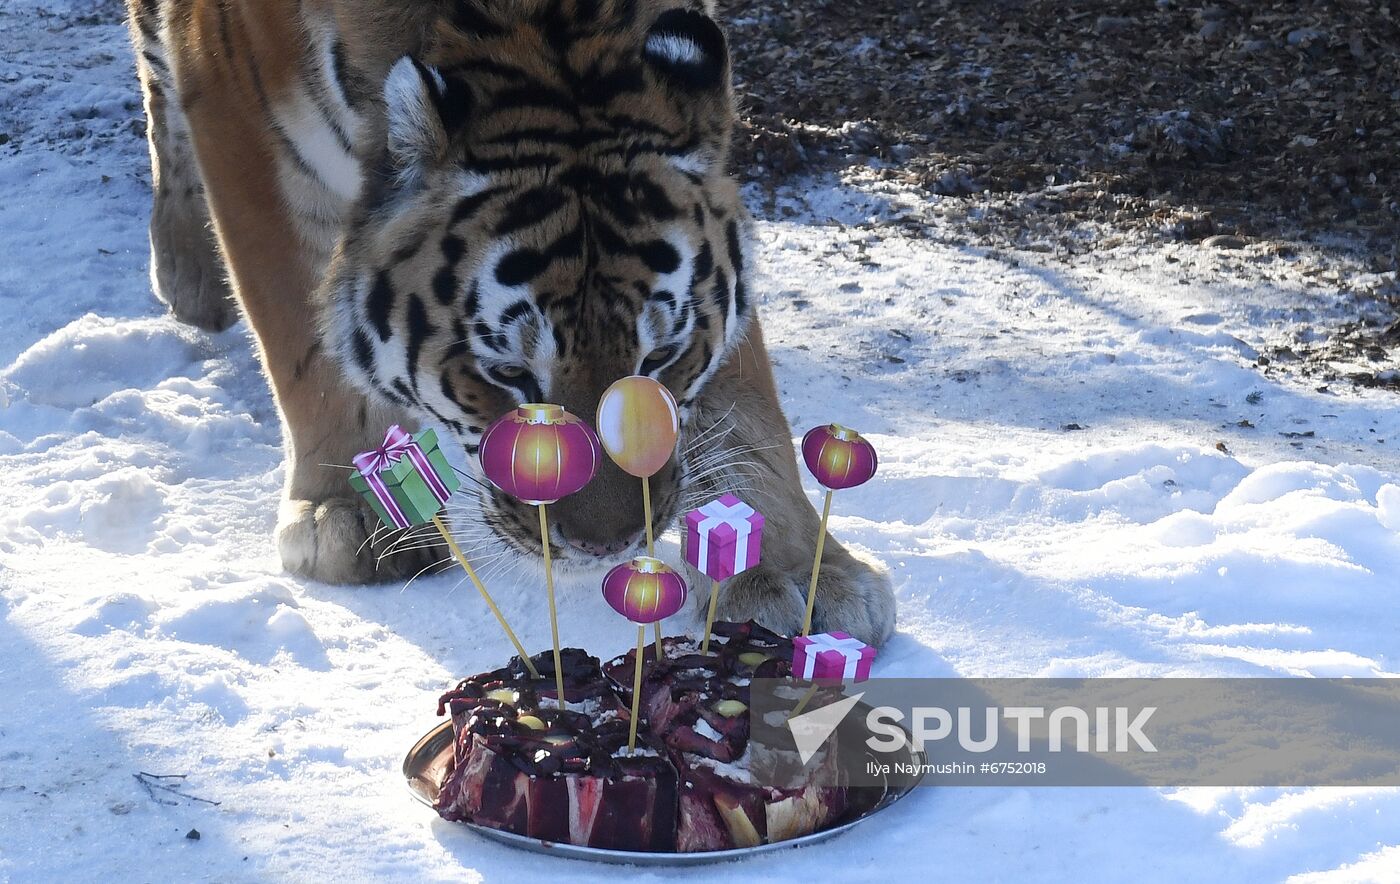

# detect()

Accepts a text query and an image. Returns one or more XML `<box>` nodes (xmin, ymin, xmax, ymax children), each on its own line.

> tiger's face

<box><xmin>321</xmin><ymin>1</ymin><xmax>751</xmax><ymax>567</ymax></box>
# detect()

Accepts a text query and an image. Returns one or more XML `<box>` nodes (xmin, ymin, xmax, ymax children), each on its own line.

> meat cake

<box><xmin>435</xmin><ymin>648</ymin><xmax>677</xmax><ymax>851</ymax></box>
<box><xmin>604</xmin><ymin>620</ymin><xmax>848</xmax><ymax>851</ymax></box>
<box><xmin>433</xmin><ymin>622</ymin><xmax>848</xmax><ymax>853</ymax></box>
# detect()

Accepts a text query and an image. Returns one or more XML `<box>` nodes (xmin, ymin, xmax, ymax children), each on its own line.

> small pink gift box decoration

<box><xmin>792</xmin><ymin>632</ymin><xmax>876</xmax><ymax>682</ymax></box>
<box><xmin>683</xmin><ymin>494</ymin><xmax>764</xmax><ymax>581</ymax></box>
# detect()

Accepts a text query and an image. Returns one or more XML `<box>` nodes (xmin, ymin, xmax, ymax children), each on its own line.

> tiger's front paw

<box><xmin>714</xmin><ymin>546</ymin><xmax>895</xmax><ymax>647</ymax></box>
<box><xmin>276</xmin><ymin>497</ymin><xmax>443</xmax><ymax>585</ymax></box>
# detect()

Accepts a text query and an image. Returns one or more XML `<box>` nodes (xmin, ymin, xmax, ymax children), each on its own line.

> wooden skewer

<box><xmin>628</xmin><ymin>624</ymin><xmax>645</xmax><ymax>754</ymax></box>
<box><xmin>788</xmin><ymin>683</ymin><xmax>821</xmax><ymax>719</ymax></box>
<box><xmin>800</xmin><ymin>489</ymin><xmax>834</xmax><ymax>636</ymax></box>
<box><xmin>701</xmin><ymin>578</ymin><xmax>720</xmax><ymax>655</ymax></box>
<box><xmin>432</xmin><ymin>515</ymin><xmax>538</xmax><ymax>678</ymax></box>
<box><xmin>642</xmin><ymin>475</ymin><xmax>664</xmax><ymax>660</ymax></box>
<box><xmin>537</xmin><ymin>503</ymin><xmax>566</xmax><ymax>707</ymax></box>
<box><xmin>642</xmin><ymin>475</ymin><xmax>655</xmax><ymax>554</ymax></box>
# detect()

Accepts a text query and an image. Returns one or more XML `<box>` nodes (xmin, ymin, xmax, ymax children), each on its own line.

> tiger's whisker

<box><xmin>396</xmin><ymin>554</ymin><xmax>455</xmax><ymax>592</ymax></box>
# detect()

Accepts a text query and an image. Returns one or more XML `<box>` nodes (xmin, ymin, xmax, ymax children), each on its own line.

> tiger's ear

<box><xmin>643</xmin><ymin>8</ymin><xmax>729</xmax><ymax>93</ymax></box>
<box><xmin>383</xmin><ymin>57</ymin><xmax>471</xmax><ymax>171</ymax></box>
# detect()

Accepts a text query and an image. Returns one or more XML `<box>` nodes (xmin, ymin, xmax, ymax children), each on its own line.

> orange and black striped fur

<box><xmin>125</xmin><ymin>0</ymin><xmax>894</xmax><ymax>645</ymax></box>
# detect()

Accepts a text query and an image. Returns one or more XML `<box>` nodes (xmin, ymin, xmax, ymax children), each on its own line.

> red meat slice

<box><xmin>434</xmin><ymin>649</ymin><xmax>678</xmax><ymax>852</ymax></box>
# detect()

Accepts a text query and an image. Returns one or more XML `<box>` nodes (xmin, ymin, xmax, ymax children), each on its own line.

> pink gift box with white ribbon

<box><xmin>792</xmin><ymin>631</ymin><xmax>876</xmax><ymax>682</ymax></box>
<box><xmin>683</xmin><ymin>494</ymin><xmax>764</xmax><ymax>581</ymax></box>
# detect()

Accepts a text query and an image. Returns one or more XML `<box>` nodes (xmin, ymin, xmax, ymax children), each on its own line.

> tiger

<box><xmin>124</xmin><ymin>0</ymin><xmax>895</xmax><ymax>645</ymax></box>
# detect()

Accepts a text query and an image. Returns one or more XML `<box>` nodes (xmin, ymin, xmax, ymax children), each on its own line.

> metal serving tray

<box><xmin>403</xmin><ymin>702</ymin><xmax>926</xmax><ymax>866</ymax></box>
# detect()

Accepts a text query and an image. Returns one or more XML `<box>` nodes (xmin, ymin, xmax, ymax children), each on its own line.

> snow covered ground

<box><xmin>2</xmin><ymin>3</ymin><xmax>1398</xmax><ymax>881</ymax></box>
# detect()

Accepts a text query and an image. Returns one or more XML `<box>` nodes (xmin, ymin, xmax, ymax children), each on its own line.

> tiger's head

<box><xmin>321</xmin><ymin>0</ymin><xmax>752</xmax><ymax>568</ymax></box>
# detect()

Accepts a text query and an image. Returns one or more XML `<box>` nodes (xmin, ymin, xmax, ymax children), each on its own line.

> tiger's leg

<box><xmin>126</xmin><ymin>0</ymin><xmax>238</xmax><ymax>332</ymax></box>
<box><xmin>165</xmin><ymin>6</ymin><xmax>437</xmax><ymax>584</ymax></box>
<box><xmin>688</xmin><ymin>319</ymin><xmax>896</xmax><ymax>647</ymax></box>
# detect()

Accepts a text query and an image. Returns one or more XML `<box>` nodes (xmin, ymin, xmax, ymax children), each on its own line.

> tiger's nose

<box><xmin>564</xmin><ymin>530</ymin><xmax>643</xmax><ymax>558</ymax></box>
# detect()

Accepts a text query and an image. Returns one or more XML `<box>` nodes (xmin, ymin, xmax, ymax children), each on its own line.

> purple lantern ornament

<box><xmin>801</xmin><ymin>424</ymin><xmax>879</xmax><ymax>491</ymax></box>
<box><xmin>799</xmin><ymin>423</ymin><xmax>879</xmax><ymax>636</ymax></box>
<box><xmin>602</xmin><ymin>556</ymin><xmax>688</xmax><ymax>753</ymax></box>
<box><xmin>479</xmin><ymin>403</ymin><xmax>602</xmax><ymax>704</ymax></box>
<box><xmin>602</xmin><ymin>556</ymin><xmax>688</xmax><ymax>624</ymax></box>
<box><xmin>478</xmin><ymin>403</ymin><xmax>601</xmax><ymax>505</ymax></box>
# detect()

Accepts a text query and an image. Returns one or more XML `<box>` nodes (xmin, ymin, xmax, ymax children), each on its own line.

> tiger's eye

<box><xmin>640</xmin><ymin>347</ymin><xmax>676</xmax><ymax>373</ymax></box>
<box><xmin>494</xmin><ymin>364</ymin><xmax>526</xmax><ymax>379</ymax></box>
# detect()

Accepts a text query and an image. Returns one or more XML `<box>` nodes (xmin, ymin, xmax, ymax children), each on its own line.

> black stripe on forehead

<box><xmin>633</xmin><ymin>175</ymin><xmax>679</xmax><ymax>221</ymax></box>
<box><xmin>580</xmin><ymin>65</ymin><xmax>646</xmax><ymax>105</ymax></box>
<box><xmin>495</xmin><ymin>186</ymin><xmax>571</xmax><ymax>236</ymax></box>
<box><xmin>464</xmin><ymin>152</ymin><xmax>563</xmax><ymax>173</ymax></box>
<box><xmin>440</xmin><ymin>57</ymin><xmax>535</xmax><ymax>82</ymax></box>
<box><xmin>482</xmin><ymin>126</ymin><xmax>613</xmax><ymax>148</ymax></box>
<box><xmin>487</xmin><ymin>84</ymin><xmax>575</xmax><ymax>115</ymax></box>
<box><xmin>494</xmin><ymin>223</ymin><xmax>585</xmax><ymax>286</ymax></box>
<box><xmin>574</xmin><ymin>0</ymin><xmax>602</xmax><ymax>25</ymax></box>
<box><xmin>449</xmin><ymin>2</ymin><xmax>507</xmax><ymax>38</ymax></box>
<box><xmin>451</xmin><ymin>186</ymin><xmax>506</xmax><ymax>225</ymax></box>
<box><xmin>635</xmin><ymin>239</ymin><xmax>680</xmax><ymax>274</ymax></box>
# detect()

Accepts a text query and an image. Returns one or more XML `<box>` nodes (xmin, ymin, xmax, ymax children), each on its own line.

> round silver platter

<box><xmin>402</xmin><ymin>701</ymin><xmax>927</xmax><ymax>866</ymax></box>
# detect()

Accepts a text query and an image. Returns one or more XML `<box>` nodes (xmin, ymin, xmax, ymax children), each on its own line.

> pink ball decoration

<box><xmin>478</xmin><ymin>403</ymin><xmax>601</xmax><ymax>505</ymax></box>
<box><xmin>601</xmin><ymin>556</ymin><xmax>688</xmax><ymax>624</ymax></box>
<box><xmin>801</xmin><ymin>423</ymin><xmax>878</xmax><ymax>490</ymax></box>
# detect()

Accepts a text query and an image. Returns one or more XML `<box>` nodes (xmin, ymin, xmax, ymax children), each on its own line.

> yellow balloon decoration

<box><xmin>597</xmin><ymin>376</ymin><xmax>682</xmax><ymax>660</ymax></box>
<box><xmin>596</xmin><ymin>376</ymin><xmax>680</xmax><ymax>478</ymax></box>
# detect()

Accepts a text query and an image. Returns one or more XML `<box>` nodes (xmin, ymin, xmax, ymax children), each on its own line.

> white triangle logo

<box><xmin>787</xmin><ymin>692</ymin><xmax>865</xmax><ymax>765</ymax></box>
